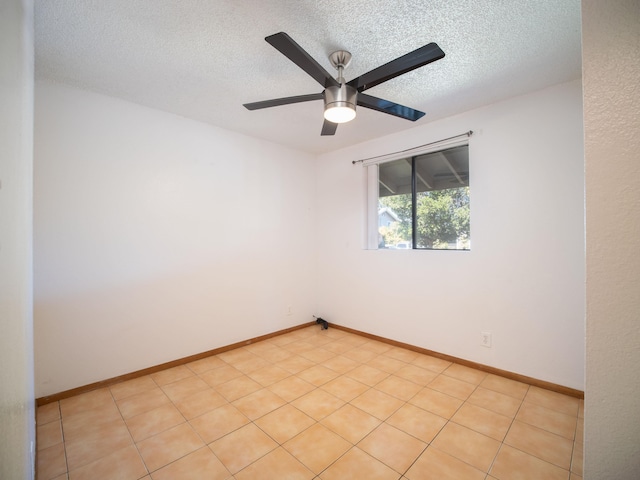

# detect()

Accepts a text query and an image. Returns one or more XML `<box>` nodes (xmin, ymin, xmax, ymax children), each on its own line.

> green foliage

<box><xmin>379</xmin><ymin>186</ymin><xmax>470</xmax><ymax>249</ymax></box>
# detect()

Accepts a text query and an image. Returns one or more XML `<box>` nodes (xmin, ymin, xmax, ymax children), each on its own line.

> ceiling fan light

<box><xmin>324</xmin><ymin>105</ymin><xmax>356</xmax><ymax>123</ymax></box>
<box><xmin>324</xmin><ymin>84</ymin><xmax>357</xmax><ymax>124</ymax></box>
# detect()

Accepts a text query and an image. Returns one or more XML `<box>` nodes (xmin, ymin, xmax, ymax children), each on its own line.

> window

<box><xmin>368</xmin><ymin>142</ymin><xmax>470</xmax><ymax>250</ymax></box>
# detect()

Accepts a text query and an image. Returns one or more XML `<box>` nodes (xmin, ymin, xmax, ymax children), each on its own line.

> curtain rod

<box><xmin>351</xmin><ymin>130</ymin><xmax>473</xmax><ymax>165</ymax></box>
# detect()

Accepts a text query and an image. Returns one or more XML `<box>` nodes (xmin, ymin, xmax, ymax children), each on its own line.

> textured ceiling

<box><xmin>35</xmin><ymin>0</ymin><xmax>582</xmax><ymax>154</ymax></box>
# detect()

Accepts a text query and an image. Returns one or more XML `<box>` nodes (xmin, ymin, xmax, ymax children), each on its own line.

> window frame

<box><xmin>365</xmin><ymin>137</ymin><xmax>470</xmax><ymax>250</ymax></box>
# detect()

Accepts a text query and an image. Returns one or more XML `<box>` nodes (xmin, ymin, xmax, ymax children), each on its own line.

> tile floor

<box><xmin>36</xmin><ymin>326</ymin><xmax>584</xmax><ymax>480</ymax></box>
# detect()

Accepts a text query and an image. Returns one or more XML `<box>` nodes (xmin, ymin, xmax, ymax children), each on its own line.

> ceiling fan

<box><xmin>243</xmin><ymin>32</ymin><xmax>445</xmax><ymax>136</ymax></box>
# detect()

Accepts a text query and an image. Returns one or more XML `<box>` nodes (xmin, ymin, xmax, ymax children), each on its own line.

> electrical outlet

<box><xmin>287</xmin><ymin>306</ymin><xmax>292</xmax><ymax>316</ymax></box>
<box><xmin>481</xmin><ymin>331</ymin><xmax>492</xmax><ymax>348</ymax></box>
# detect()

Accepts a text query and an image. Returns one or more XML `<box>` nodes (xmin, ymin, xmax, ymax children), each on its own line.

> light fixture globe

<box><xmin>324</xmin><ymin>83</ymin><xmax>357</xmax><ymax>123</ymax></box>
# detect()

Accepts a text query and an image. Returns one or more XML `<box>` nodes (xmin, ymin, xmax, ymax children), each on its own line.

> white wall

<box><xmin>583</xmin><ymin>0</ymin><xmax>640</xmax><ymax>478</ymax></box>
<box><xmin>34</xmin><ymin>82</ymin><xmax>317</xmax><ymax>397</ymax></box>
<box><xmin>0</xmin><ymin>0</ymin><xmax>35</xmax><ymax>478</ymax></box>
<box><xmin>316</xmin><ymin>80</ymin><xmax>585</xmax><ymax>390</ymax></box>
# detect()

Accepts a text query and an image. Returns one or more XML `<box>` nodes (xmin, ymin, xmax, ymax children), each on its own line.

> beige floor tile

<box><xmin>37</xmin><ymin>420</ymin><xmax>64</xmax><ymax>450</ymax></box>
<box><xmin>409</xmin><ymin>387</ymin><xmax>463</xmax><ymax>419</ymax></box>
<box><xmin>278</xmin><ymin>354</ymin><xmax>316</xmax><ymax>374</ymax></box>
<box><xmin>342</xmin><ymin>347</ymin><xmax>379</xmax><ymax>363</ymax></box>
<box><xmin>230</xmin><ymin>355</ymin><xmax>269</xmax><ymax>374</ymax></box>
<box><xmin>394</xmin><ymin>364</ymin><xmax>439</xmax><ymax>386</ymax></box>
<box><xmin>386</xmin><ymin>403</ymin><xmax>447</xmax><ymax>443</ymax></box>
<box><xmin>253</xmin><ymin>345</ymin><xmax>294</xmax><ymax>363</ymax></box>
<box><xmin>173</xmin><ymin>388</ymin><xmax>227</xmax><ymax>420</ymax></box>
<box><xmin>209</xmin><ymin>423</ymin><xmax>278</xmax><ymax>474</ymax></box>
<box><xmin>217</xmin><ymin>348</ymin><xmax>260</xmax><ymax>366</ymax></box>
<box><xmin>137</xmin><ymin>423</ymin><xmax>204</xmax><ymax>473</ymax></box>
<box><xmin>351</xmin><ymin>388</ymin><xmax>404</xmax><ymax>420</ymax></box>
<box><xmin>161</xmin><ymin>376</ymin><xmax>210</xmax><ymax>403</ymax></box>
<box><xmin>37</xmin><ymin>442</ymin><xmax>67</xmax><ymax>480</ymax></box>
<box><xmin>267</xmin><ymin>376</ymin><xmax>316</xmax><ymax>402</ymax></box>
<box><xmin>291</xmin><ymin>388</ymin><xmax>345</xmax><ymax>421</ymax></box>
<box><xmin>150</xmin><ymin>446</ymin><xmax>230</xmax><ymax>480</ymax></box>
<box><xmin>125</xmin><ymin>403</ymin><xmax>185</xmax><ymax>442</ymax></box>
<box><xmin>115</xmin><ymin>387</ymin><xmax>172</xmax><ymax>419</ymax></box>
<box><xmin>405</xmin><ymin>446</ymin><xmax>485</xmax><ymax>480</ymax></box>
<box><xmin>322</xmin><ymin>341</ymin><xmax>355</xmax><ymax>355</ymax></box>
<box><xmin>374</xmin><ymin>375</ymin><xmax>423</xmax><ymax>401</ymax></box>
<box><xmin>525</xmin><ymin>386</ymin><xmax>581</xmax><ymax>416</ymax></box>
<box><xmin>254</xmin><ymin>404</ymin><xmax>315</xmax><ymax>444</ymax></box>
<box><xmin>467</xmin><ymin>386</ymin><xmax>522</xmax><ymax>418</ymax></box>
<box><xmin>358</xmin><ymin>423</ymin><xmax>426</xmax><ymax>474</ymax></box>
<box><xmin>572</xmin><ymin>442</ymin><xmax>583</xmax><ymax>476</ymax></box>
<box><xmin>215</xmin><ymin>375</ymin><xmax>262</xmax><ymax>402</ymax></box>
<box><xmin>234</xmin><ymin>446</ymin><xmax>314</xmax><ymax>480</ymax></box>
<box><xmin>62</xmin><ymin>401</ymin><xmax>123</xmax><ymax>438</ymax></box>
<box><xmin>299</xmin><ymin>347</ymin><xmax>336</xmax><ymax>363</ymax></box>
<box><xmin>37</xmin><ymin>402</ymin><xmax>61</xmax><ymax>425</ymax></box>
<box><xmin>490</xmin><ymin>444</ymin><xmax>569</xmax><ymax>480</ymax></box>
<box><xmin>480</xmin><ymin>374</ymin><xmax>529</xmax><ymax>400</ymax></box>
<box><xmin>282</xmin><ymin>341</ymin><xmax>315</xmax><ymax>355</ymax></box>
<box><xmin>185</xmin><ymin>355</ymin><xmax>226</xmax><ymax>374</ymax></box>
<box><xmin>516</xmin><ymin>402</ymin><xmax>577</xmax><ymax>439</ymax></box>
<box><xmin>384</xmin><ymin>347</ymin><xmax>419</xmax><ymax>363</ymax></box>
<box><xmin>345</xmin><ymin>364</ymin><xmax>389</xmax><ymax>386</ymax></box>
<box><xmin>37</xmin><ymin>329</ymin><xmax>588</xmax><ymax>480</ymax></box>
<box><xmin>504</xmin><ymin>420</ymin><xmax>573</xmax><ymax>469</ymax></box>
<box><xmin>232</xmin><ymin>388</ymin><xmax>286</xmax><ymax>420</ymax></box>
<box><xmin>243</xmin><ymin>341</ymin><xmax>277</xmax><ymax>355</ymax></box>
<box><xmin>575</xmin><ymin>417</ymin><xmax>584</xmax><ymax>444</ymax></box>
<box><xmin>321</xmin><ymin>404</ymin><xmax>382</xmax><ymax>444</ymax></box>
<box><xmin>411</xmin><ymin>355</ymin><xmax>452</xmax><ymax>373</ymax></box>
<box><xmin>451</xmin><ymin>403</ymin><xmax>512</xmax><ymax>441</ymax></box>
<box><xmin>60</xmin><ymin>388</ymin><xmax>114</xmax><ymax>419</ymax></box>
<box><xmin>246</xmin><ymin>364</ymin><xmax>291</xmax><ymax>386</ymax></box>
<box><xmin>283</xmin><ymin>423</ymin><xmax>351</xmax><ymax>474</ymax></box>
<box><xmin>150</xmin><ymin>365</ymin><xmax>194</xmax><ymax>386</ymax></box>
<box><xmin>361</xmin><ymin>340</ymin><xmax>393</xmax><ymax>354</ymax></box>
<box><xmin>68</xmin><ymin>445</ymin><xmax>146</xmax><ymax>480</ymax></box>
<box><xmin>318</xmin><ymin>446</ymin><xmax>399</xmax><ymax>480</ymax></box>
<box><xmin>322</xmin><ymin>354</ymin><xmax>359</xmax><ymax>373</ymax></box>
<box><xmin>64</xmin><ymin>418</ymin><xmax>133</xmax><ymax>471</ymax></box>
<box><xmin>431</xmin><ymin>422</ymin><xmax>500</xmax><ymax>472</ymax></box>
<box><xmin>320</xmin><ymin>375</ymin><xmax>369</xmax><ymax>402</ymax></box>
<box><xmin>109</xmin><ymin>376</ymin><xmax>157</xmax><ymax>400</ymax></box>
<box><xmin>428</xmin><ymin>374</ymin><xmax>477</xmax><ymax>400</ymax></box>
<box><xmin>366</xmin><ymin>354</ymin><xmax>406</xmax><ymax>374</ymax></box>
<box><xmin>443</xmin><ymin>364</ymin><xmax>488</xmax><ymax>385</ymax></box>
<box><xmin>189</xmin><ymin>403</ymin><xmax>250</xmax><ymax>444</ymax></box>
<box><xmin>199</xmin><ymin>364</ymin><xmax>243</xmax><ymax>387</ymax></box>
<box><xmin>297</xmin><ymin>364</ymin><xmax>340</xmax><ymax>386</ymax></box>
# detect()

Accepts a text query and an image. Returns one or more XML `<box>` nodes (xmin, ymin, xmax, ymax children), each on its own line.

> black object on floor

<box><xmin>314</xmin><ymin>316</ymin><xmax>329</xmax><ymax>330</ymax></box>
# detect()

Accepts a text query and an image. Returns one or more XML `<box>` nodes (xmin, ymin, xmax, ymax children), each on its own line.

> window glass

<box><xmin>377</xmin><ymin>144</ymin><xmax>469</xmax><ymax>250</ymax></box>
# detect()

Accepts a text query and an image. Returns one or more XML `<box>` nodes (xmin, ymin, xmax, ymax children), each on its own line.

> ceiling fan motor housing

<box><xmin>324</xmin><ymin>83</ymin><xmax>357</xmax><ymax>122</ymax></box>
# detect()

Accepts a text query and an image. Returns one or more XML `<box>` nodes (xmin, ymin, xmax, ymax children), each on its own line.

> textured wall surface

<box><xmin>583</xmin><ymin>0</ymin><xmax>640</xmax><ymax>479</ymax></box>
<box><xmin>0</xmin><ymin>0</ymin><xmax>36</xmax><ymax>478</ymax></box>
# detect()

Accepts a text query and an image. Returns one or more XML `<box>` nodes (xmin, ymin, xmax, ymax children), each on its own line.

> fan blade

<box><xmin>243</xmin><ymin>93</ymin><xmax>323</xmax><ymax>110</ymax></box>
<box><xmin>321</xmin><ymin>119</ymin><xmax>338</xmax><ymax>136</ymax></box>
<box><xmin>348</xmin><ymin>43</ymin><xmax>444</xmax><ymax>92</ymax></box>
<box><xmin>357</xmin><ymin>93</ymin><xmax>425</xmax><ymax>121</ymax></box>
<box><xmin>266</xmin><ymin>32</ymin><xmax>339</xmax><ymax>89</ymax></box>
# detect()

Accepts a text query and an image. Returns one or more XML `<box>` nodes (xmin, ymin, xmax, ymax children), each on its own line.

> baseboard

<box><xmin>330</xmin><ymin>323</ymin><xmax>584</xmax><ymax>399</ymax></box>
<box><xmin>36</xmin><ymin>319</ymin><xmax>583</xmax><ymax>405</ymax></box>
<box><xmin>36</xmin><ymin>321</ymin><xmax>316</xmax><ymax>406</ymax></box>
